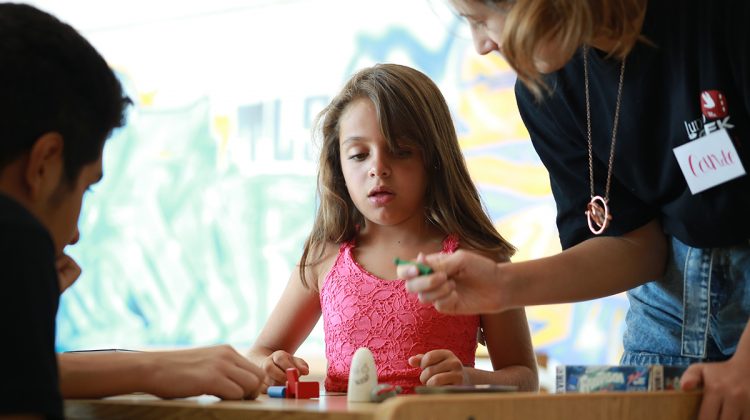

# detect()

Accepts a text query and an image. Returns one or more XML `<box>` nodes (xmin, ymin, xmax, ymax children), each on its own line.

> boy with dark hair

<box><xmin>0</xmin><ymin>4</ymin><xmax>264</xmax><ymax>417</ymax></box>
<box><xmin>0</xmin><ymin>3</ymin><xmax>128</xmax><ymax>417</ymax></box>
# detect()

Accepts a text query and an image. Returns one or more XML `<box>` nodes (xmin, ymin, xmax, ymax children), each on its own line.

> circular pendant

<box><xmin>586</xmin><ymin>195</ymin><xmax>612</xmax><ymax>235</ymax></box>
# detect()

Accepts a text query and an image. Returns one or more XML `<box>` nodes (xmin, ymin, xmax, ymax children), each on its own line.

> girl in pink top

<box><xmin>248</xmin><ymin>64</ymin><xmax>538</xmax><ymax>393</ymax></box>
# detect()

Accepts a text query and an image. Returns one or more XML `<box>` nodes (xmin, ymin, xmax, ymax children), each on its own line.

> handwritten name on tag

<box><xmin>673</xmin><ymin>128</ymin><xmax>746</xmax><ymax>194</ymax></box>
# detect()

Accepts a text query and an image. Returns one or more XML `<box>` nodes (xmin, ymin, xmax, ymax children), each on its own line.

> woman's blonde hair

<box><xmin>490</xmin><ymin>0</ymin><xmax>647</xmax><ymax>97</ymax></box>
<box><xmin>299</xmin><ymin>63</ymin><xmax>515</xmax><ymax>289</ymax></box>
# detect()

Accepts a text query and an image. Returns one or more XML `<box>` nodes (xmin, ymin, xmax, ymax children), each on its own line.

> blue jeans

<box><xmin>621</xmin><ymin>237</ymin><xmax>750</xmax><ymax>366</ymax></box>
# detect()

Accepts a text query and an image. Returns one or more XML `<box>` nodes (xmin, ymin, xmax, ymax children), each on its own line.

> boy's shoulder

<box><xmin>0</xmin><ymin>193</ymin><xmax>49</xmax><ymax>236</ymax></box>
<box><xmin>0</xmin><ymin>193</ymin><xmax>55</xmax><ymax>261</ymax></box>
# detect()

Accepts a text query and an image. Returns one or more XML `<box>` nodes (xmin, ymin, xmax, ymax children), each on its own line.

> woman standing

<box><xmin>402</xmin><ymin>1</ymin><xmax>750</xmax><ymax>419</ymax></box>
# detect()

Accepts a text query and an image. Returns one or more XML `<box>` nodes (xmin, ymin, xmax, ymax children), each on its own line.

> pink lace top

<box><xmin>319</xmin><ymin>235</ymin><xmax>480</xmax><ymax>392</ymax></box>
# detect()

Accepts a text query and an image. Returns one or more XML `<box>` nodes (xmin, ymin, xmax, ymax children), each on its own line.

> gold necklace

<box><xmin>583</xmin><ymin>45</ymin><xmax>626</xmax><ymax>235</ymax></box>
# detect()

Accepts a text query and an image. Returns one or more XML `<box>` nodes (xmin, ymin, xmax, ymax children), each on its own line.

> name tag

<box><xmin>673</xmin><ymin>128</ymin><xmax>746</xmax><ymax>194</ymax></box>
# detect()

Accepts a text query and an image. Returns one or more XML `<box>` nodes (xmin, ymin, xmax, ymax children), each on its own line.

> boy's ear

<box><xmin>25</xmin><ymin>132</ymin><xmax>65</xmax><ymax>200</ymax></box>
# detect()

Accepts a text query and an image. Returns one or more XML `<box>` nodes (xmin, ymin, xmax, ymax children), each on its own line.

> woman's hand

<box><xmin>681</xmin><ymin>353</ymin><xmax>750</xmax><ymax>420</ymax></box>
<box><xmin>402</xmin><ymin>250</ymin><xmax>506</xmax><ymax>314</ymax></box>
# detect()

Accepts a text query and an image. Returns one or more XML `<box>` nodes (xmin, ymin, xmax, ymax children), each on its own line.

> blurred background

<box><xmin>30</xmin><ymin>0</ymin><xmax>629</xmax><ymax>387</ymax></box>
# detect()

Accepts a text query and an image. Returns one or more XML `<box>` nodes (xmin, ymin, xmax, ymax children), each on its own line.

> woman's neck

<box><xmin>590</xmin><ymin>37</ymin><xmax>620</xmax><ymax>54</ymax></box>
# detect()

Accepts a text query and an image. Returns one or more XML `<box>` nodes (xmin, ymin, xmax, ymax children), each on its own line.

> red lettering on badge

<box><xmin>688</xmin><ymin>149</ymin><xmax>735</xmax><ymax>176</ymax></box>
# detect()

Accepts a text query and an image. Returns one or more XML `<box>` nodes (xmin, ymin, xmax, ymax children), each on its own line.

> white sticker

<box><xmin>673</xmin><ymin>128</ymin><xmax>746</xmax><ymax>194</ymax></box>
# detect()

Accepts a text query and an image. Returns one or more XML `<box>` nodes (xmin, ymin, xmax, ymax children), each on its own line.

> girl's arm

<box><xmin>465</xmin><ymin>309</ymin><xmax>538</xmax><ymax>391</ymax></box>
<box><xmin>461</xmin><ymin>249</ymin><xmax>537</xmax><ymax>391</ymax></box>
<box><xmin>247</xmin><ymin>271</ymin><xmax>321</xmax><ymax>384</ymax></box>
<box><xmin>408</xmin><ymin>308</ymin><xmax>538</xmax><ymax>391</ymax></box>
<box><xmin>248</xmin><ymin>244</ymin><xmax>335</xmax><ymax>385</ymax></box>
<box><xmin>409</xmin><ymin>250</ymin><xmax>538</xmax><ymax>391</ymax></box>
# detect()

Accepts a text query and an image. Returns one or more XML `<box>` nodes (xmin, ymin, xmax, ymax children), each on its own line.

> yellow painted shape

<box><xmin>526</xmin><ymin>304</ymin><xmax>574</xmax><ymax>348</ymax></box>
<box><xmin>139</xmin><ymin>91</ymin><xmax>156</xmax><ymax>107</ymax></box>
<box><xmin>466</xmin><ymin>157</ymin><xmax>552</xmax><ymax>197</ymax></box>
<box><xmin>213</xmin><ymin>115</ymin><xmax>231</xmax><ymax>167</ymax></box>
<box><xmin>456</xmin><ymin>87</ymin><xmax>529</xmax><ymax>148</ymax></box>
<box><xmin>607</xmin><ymin>303</ymin><xmax>627</xmax><ymax>363</ymax></box>
<box><xmin>462</xmin><ymin>51</ymin><xmax>513</xmax><ymax>78</ymax></box>
<box><xmin>496</xmin><ymin>210</ymin><xmax>561</xmax><ymax>262</ymax></box>
<box><xmin>213</xmin><ymin>115</ymin><xmax>231</xmax><ymax>146</ymax></box>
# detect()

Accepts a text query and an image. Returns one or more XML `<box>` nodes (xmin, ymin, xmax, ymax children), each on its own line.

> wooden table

<box><xmin>66</xmin><ymin>394</ymin><xmax>376</xmax><ymax>420</ymax></box>
<box><xmin>65</xmin><ymin>391</ymin><xmax>702</xmax><ymax>420</ymax></box>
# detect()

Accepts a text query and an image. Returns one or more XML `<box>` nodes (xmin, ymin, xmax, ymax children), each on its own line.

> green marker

<box><xmin>394</xmin><ymin>257</ymin><xmax>433</xmax><ymax>275</ymax></box>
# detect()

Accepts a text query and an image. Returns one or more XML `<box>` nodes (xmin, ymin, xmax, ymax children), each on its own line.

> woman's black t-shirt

<box><xmin>516</xmin><ymin>0</ymin><xmax>750</xmax><ymax>249</ymax></box>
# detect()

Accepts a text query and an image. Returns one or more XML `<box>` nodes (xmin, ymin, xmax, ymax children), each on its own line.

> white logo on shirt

<box><xmin>701</xmin><ymin>92</ymin><xmax>716</xmax><ymax>109</ymax></box>
<box><xmin>684</xmin><ymin>116</ymin><xmax>734</xmax><ymax>140</ymax></box>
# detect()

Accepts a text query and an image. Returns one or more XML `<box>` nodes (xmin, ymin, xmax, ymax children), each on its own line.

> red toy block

<box><xmin>284</xmin><ymin>367</ymin><xmax>319</xmax><ymax>399</ymax></box>
<box><xmin>285</xmin><ymin>367</ymin><xmax>299</xmax><ymax>398</ymax></box>
<box><xmin>295</xmin><ymin>381</ymin><xmax>319</xmax><ymax>399</ymax></box>
<box><xmin>286</xmin><ymin>367</ymin><xmax>300</xmax><ymax>384</ymax></box>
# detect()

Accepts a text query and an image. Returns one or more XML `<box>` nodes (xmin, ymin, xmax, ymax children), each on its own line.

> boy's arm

<box><xmin>59</xmin><ymin>345</ymin><xmax>265</xmax><ymax>399</ymax></box>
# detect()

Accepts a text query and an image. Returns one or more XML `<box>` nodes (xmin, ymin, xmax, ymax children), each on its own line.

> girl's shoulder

<box><xmin>307</xmin><ymin>241</ymin><xmax>345</xmax><ymax>290</ymax></box>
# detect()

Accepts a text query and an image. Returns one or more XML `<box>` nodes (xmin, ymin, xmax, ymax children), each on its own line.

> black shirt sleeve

<box><xmin>0</xmin><ymin>224</ymin><xmax>62</xmax><ymax>418</ymax></box>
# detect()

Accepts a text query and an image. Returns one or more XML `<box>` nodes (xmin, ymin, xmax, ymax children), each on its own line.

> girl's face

<box><xmin>451</xmin><ymin>0</ymin><xmax>568</xmax><ymax>74</ymax></box>
<box><xmin>338</xmin><ymin>97</ymin><xmax>428</xmax><ymax>228</ymax></box>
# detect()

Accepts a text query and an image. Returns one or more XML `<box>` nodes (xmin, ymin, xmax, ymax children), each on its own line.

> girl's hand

<box><xmin>408</xmin><ymin>350</ymin><xmax>466</xmax><ymax>386</ymax></box>
<box><xmin>261</xmin><ymin>350</ymin><xmax>310</xmax><ymax>387</ymax></box>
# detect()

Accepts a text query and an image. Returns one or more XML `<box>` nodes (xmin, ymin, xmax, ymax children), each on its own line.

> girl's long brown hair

<box><xmin>489</xmin><ymin>0</ymin><xmax>647</xmax><ymax>97</ymax></box>
<box><xmin>299</xmin><ymin>63</ymin><xmax>515</xmax><ymax>289</ymax></box>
